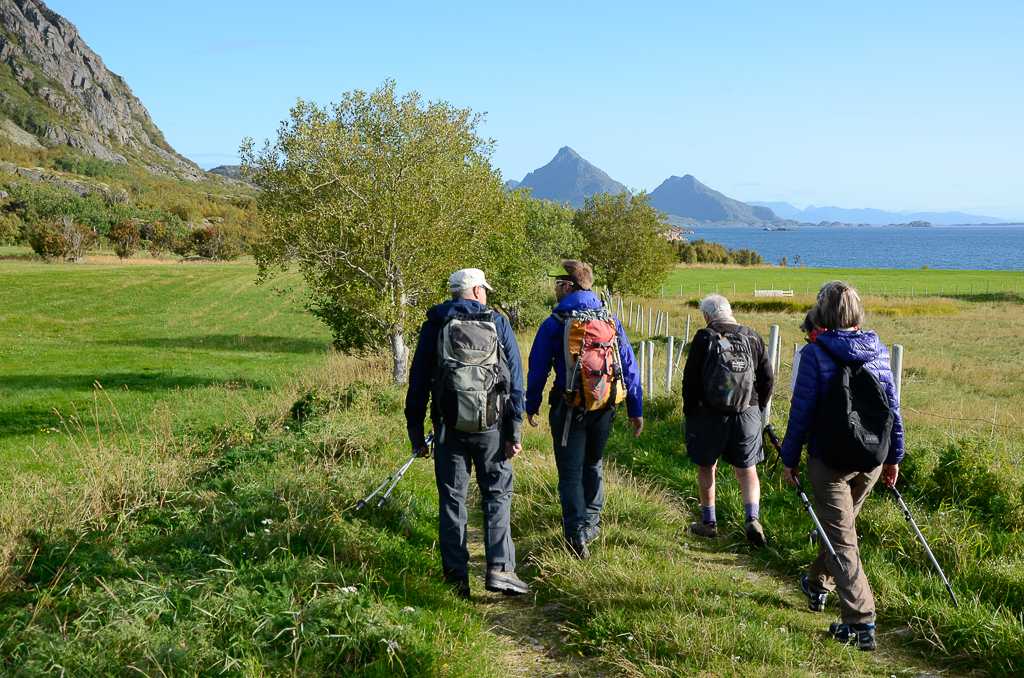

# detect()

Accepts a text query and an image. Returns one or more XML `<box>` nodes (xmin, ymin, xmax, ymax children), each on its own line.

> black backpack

<box><xmin>701</xmin><ymin>328</ymin><xmax>756</xmax><ymax>414</ymax></box>
<box><xmin>432</xmin><ymin>312</ymin><xmax>510</xmax><ymax>440</ymax></box>
<box><xmin>813</xmin><ymin>342</ymin><xmax>894</xmax><ymax>472</ymax></box>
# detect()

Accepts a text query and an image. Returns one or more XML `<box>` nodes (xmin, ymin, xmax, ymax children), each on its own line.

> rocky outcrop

<box><xmin>0</xmin><ymin>0</ymin><xmax>204</xmax><ymax>181</ymax></box>
<box><xmin>0</xmin><ymin>160</ymin><xmax>130</xmax><ymax>201</ymax></box>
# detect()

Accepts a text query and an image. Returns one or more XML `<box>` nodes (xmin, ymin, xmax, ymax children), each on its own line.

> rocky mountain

<box><xmin>0</xmin><ymin>0</ymin><xmax>204</xmax><ymax>181</ymax></box>
<box><xmin>747</xmin><ymin>201</ymin><xmax>1010</xmax><ymax>226</ymax></box>
<box><xmin>648</xmin><ymin>174</ymin><xmax>781</xmax><ymax>226</ymax></box>
<box><xmin>517</xmin><ymin>146</ymin><xmax>625</xmax><ymax>208</ymax></box>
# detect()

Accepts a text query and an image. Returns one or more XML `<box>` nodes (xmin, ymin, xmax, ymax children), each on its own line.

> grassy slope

<box><xmin>0</xmin><ymin>256</ymin><xmax>332</xmax><ymax>474</ymax></box>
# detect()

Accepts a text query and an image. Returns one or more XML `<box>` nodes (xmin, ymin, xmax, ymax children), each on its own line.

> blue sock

<box><xmin>745</xmin><ymin>503</ymin><xmax>759</xmax><ymax>521</ymax></box>
<box><xmin>702</xmin><ymin>505</ymin><xmax>716</xmax><ymax>523</ymax></box>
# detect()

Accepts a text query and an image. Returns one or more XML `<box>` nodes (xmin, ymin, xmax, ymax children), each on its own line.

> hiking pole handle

<box><xmin>794</xmin><ymin>479</ymin><xmax>845</xmax><ymax>572</ymax></box>
<box><xmin>765</xmin><ymin>424</ymin><xmax>782</xmax><ymax>450</ymax></box>
<box><xmin>887</xmin><ymin>482</ymin><xmax>959</xmax><ymax>607</ymax></box>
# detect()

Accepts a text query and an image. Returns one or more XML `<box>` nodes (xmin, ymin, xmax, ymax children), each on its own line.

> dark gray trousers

<box><xmin>433</xmin><ymin>428</ymin><xmax>515</xmax><ymax>582</ymax></box>
<box><xmin>549</xmin><ymin>401</ymin><xmax>614</xmax><ymax>542</ymax></box>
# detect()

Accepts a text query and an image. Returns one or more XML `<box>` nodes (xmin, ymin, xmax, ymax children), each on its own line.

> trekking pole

<box><xmin>763</xmin><ymin>425</ymin><xmax>844</xmax><ymax>572</ymax></box>
<box><xmin>885</xmin><ymin>478</ymin><xmax>959</xmax><ymax>607</ymax></box>
<box><xmin>356</xmin><ymin>430</ymin><xmax>433</xmax><ymax>511</ymax></box>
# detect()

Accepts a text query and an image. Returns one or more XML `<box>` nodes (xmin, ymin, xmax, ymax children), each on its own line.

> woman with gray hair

<box><xmin>778</xmin><ymin>280</ymin><xmax>904</xmax><ymax>651</ymax></box>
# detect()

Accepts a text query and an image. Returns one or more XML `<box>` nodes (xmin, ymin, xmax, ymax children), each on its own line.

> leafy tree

<box><xmin>574</xmin><ymin>190</ymin><xmax>676</xmax><ymax>296</ymax></box>
<box><xmin>26</xmin><ymin>219</ymin><xmax>68</xmax><ymax>259</ymax></box>
<box><xmin>105</xmin><ymin>220</ymin><xmax>141</xmax><ymax>260</ymax></box>
<box><xmin>241</xmin><ymin>80</ymin><xmax>514</xmax><ymax>383</ymax></box>
<box><xmin>140</xmin><ymin>218</ymin><xmax>188</xmax><ymax>258</ymax></box>
<box><xmin>485</xmin><ymin>193</ymin><xmax>583</xmax><ymax>331</ymax></box>
<box><xmin>60</xmin><ymin>215</ymin><xmax>96</xmax><ymax>260</ymax></box>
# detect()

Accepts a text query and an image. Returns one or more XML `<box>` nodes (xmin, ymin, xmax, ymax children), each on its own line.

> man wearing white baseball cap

<box><xmin>405</xmin><ymin>267</ymin><xmax>529</xmax><ymax>600</ymax></box>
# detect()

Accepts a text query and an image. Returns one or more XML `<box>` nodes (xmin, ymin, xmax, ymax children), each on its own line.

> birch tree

<box><xmin>240</xmin><ymin>81</ymin><xmax>510</xmax><ymax>383</ymax></box>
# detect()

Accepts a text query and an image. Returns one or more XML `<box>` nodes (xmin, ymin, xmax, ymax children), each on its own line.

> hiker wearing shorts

<box><xmin>525</xmin><ymin>260</ymin><xmax>643</xmax><ymax>559</ymax></box>
<box><xmin>682</xmin><ymin>294</ymin><xmax>775</xmax><ymax>547</ymax></box>
<box><xmin>404</xmin><ymin>268</ymin><xmax>530</xmax><ymax>600</ymax></box>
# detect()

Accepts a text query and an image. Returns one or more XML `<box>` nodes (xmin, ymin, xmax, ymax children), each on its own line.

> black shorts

<box><xmin>685</xmin><ymin>405</ymin><xmax>764</xmax><ymax>469</ymax></box>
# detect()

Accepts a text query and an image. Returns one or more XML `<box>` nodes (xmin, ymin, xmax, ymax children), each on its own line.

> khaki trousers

<box><xmin>807</xmin><ymin>456</ymin><xmax>882</xmax><ymax>624</ymax></box>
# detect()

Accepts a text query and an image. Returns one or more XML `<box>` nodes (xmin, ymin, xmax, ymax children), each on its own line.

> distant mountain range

<box><xmin>746</xmin><ymin>202</ymin><xmax>1012</xmax><ymax>226</ymax></box>
<box><xmin>512</xmin><ymin>147</ymin><xmax>1013</xmax><ymax>226</ymax></box>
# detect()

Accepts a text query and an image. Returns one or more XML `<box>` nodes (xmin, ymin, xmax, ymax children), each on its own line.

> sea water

<box><xmin>685</xmin><ymin>226</ymin><xmax>1024</xmax><ymax>270</ymax></box>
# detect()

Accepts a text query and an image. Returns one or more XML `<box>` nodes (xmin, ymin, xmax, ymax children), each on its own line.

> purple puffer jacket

<box><xmin>780</xmin><ymin>329</ymin><xmax>904</xmax><ymax>468</ymax></box>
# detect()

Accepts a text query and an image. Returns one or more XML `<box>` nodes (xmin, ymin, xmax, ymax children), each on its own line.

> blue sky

<box><xmin>48</xmin><ymin>0</ymin><xmax>1024</xmax><ymax>219</ymax></box>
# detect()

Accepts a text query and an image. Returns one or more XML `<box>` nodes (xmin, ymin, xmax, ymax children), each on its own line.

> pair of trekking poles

<box><xmin>763</xmin><ymin>424</ymin><xmax>959</xmax><ymax>607</ymax></box>
<box><xmin>356</xmin><ymin>431</ymin><xmax>434</xmax><ymax>511</ymax></box>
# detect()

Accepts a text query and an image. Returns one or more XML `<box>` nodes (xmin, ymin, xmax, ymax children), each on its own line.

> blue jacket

<box><xmin>404</xmin><ymin>298</ymin><xmax>525</xmax><ymax>450</ymax></box>
<box><xmin>780</xmin><ymin>329</ymin><xmax>904</xmax><ymax>468</ymax></box>
<box><xmin>525</xmin><ymin>291</ymin><xmax>643</xmax><ymax>419</ymax></box>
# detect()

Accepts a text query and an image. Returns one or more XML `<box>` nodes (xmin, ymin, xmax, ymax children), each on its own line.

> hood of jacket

<box><xmin>816</xmin><ymin>329</ymin><xmax>884</xmax><ymax>364</ymax></box>
<box><xmin>425</xmin><ymin>297</ymin><xmax>489</xmax><ymax>323</ymax></box>
<box><xmin>553</xmin><ymin>290</ymin><xmax>603</xmax><ymax>313</ymax></box>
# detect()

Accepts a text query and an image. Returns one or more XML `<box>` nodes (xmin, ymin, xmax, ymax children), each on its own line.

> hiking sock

<box><xmin>744</xmin><ymin>503</ymin><xmax>759</xmax><ymax>521</ymax></box>
<box><xmin>701</xmin><ymin>505</ymin><xmax>716</xmax><ymax>523</ymax></box>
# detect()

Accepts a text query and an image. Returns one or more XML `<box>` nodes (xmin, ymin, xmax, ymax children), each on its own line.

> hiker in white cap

<box><xmin>404</xmin><ymin>268</ymin><xmax>529</xmax><ymax>600</ymax></box>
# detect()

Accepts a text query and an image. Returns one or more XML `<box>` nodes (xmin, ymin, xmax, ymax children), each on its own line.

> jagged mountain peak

<box><xmin>517</xmin><ymin>146</ymin><xmax>625</xmax><ymax>208</ymax></box>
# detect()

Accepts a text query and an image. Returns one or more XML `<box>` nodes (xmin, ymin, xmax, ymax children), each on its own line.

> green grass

<box><xmin>660</xmin><ymin>265</ymin><xmax>1024</xmax><ymax>299</ymax></box>
<box><xmin>0</xmin><ymin>258</ymin><xmax>332</xmax><ymax>474</ymax></box>
<box><xmin>2</xmin><ymin>260</ymin><xmax>1024</xmax><ymax>675</ymax></box>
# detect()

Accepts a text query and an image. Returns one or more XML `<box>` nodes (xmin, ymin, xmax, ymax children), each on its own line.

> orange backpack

<box><xmin>554</xmin><ymin>307</ymin><xmax>626</xmax><ymax>444</ymax></box>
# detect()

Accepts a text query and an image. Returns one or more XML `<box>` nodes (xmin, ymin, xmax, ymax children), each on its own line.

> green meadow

<box><xmin>0</xmin><ymin>251</ymin><xmax>332</xmax><ymax>473</ymax></box>
<box><xmin>1</xmin><ymin>257</ymin><xmax>1023</xmax><ymax>676</ymax></box>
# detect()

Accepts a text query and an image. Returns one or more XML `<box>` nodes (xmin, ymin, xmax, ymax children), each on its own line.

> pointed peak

<box><xmin>555</xmin><ymin>146</ymin><xmax>583</xmax><ymax>160</ymax></box>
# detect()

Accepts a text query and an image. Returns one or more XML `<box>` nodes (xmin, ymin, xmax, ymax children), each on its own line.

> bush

<box><xmin>676</xmin><ymin>239</ymin><xmax>763</xmax><ymax>266</ymax></box>
<box><xmin>104</xmin><ymin>220</ymin><xmax>141</xmax><ymax>260</ymax></box>
<box><xmin>25</xmin><ymin>219</ymin><xmax>68</xmax><ymax>259</ymax></box>
<box><xmin>0</xmin><ymin>210</ymin><xmax>22</xmax><ymax>244</ymax></box>
<box><xmin>140</xmin><ymin>219</ymin><xmax>189</xmax><ymax>257</ymax></box>
<box><xmin>190</xmin><ymin>224</ymin><xmax>242</xmax><ymax>260</ymax></box>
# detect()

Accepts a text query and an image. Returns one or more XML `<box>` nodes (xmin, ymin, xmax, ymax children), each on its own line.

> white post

<box><xmin>655</xmin><ymin>311</ymin><xmax>662</xmax><ymax>336</ymax></box>
<box><xmin>666</xmin><ymin>336</ymin><xmax>675</xmax><ymax>391</ymax></box>
<box><xmin>647</xmin><ymin>341</ymin><xmax>655</xmax><ymax>396</ymax></box>
<box><xmin>661</xmin><ymin>284</ymin><xmax>664</xmax><ymax>299</ymax></box>
<box><xmin>892</xmin><ymin>344</ymin><xmax>904</xmax><ymax>404</ymax></box>
<box><xmin>680</xmin><ymin>284</ymin><xmax>683</xmax><ymax>298</ymax></box>
<box><xmin>666</xmin><ymin>315</ymin><xmax>670</xmax><ymax>336</ymax></box>
<box><xmin>639</xmin><ymin>340</ymin><xmax>646</xmax><ymax>391</ymax></box>
<box><xmin>775</xmin><ymin>332</ymin><xmax>783</xmax><ymax>375</ymax></box>
<box><xmin>685</xmin><ymin>315</ymin><xmax>691</xmax><ymax>344</ymax></box>
<box><xmin>648</xmin><ymin>307</ymin><xmax>653</xmax><ymax>337</ymax></box>
<box><xmin>762</xmin><ymin>325</ymin><xmax>780</xmax><ymax>428</ymax></box>
<box><xmin>675</xmin><ymin>337</ymin><xmax>685</xmax><ymax>370</ymax></box>
<box><xmin>629</xmin><ymin>300</ymin><xmax>634</xmax><ymax>328</ymax></box>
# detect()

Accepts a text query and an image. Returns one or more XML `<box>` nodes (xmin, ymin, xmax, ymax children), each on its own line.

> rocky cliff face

<box><xmin>0</xmin><ymin>0</ymin><xmax>203</xmax><ymax>180</ymax></box>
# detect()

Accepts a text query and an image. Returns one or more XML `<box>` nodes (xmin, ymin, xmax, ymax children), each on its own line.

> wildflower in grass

<box><xmin>401</xmin><ymin>606</ymin><xmax>415</xmax><ymax>613</ymax></box>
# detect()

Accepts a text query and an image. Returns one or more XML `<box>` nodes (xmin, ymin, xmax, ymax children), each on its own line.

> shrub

<box><xmin>140</xmin><ymin>219</ymin><xmax>189</xmax><ymax>257</ymax></box>
<box><xmin>190</xmin><ymin>224</ymin><xmax>242</xmax><ymax>260</ymax></box>
<box><xmin>0</xmin><ymin>210</ymin><xmax>22</xmax><ymax>244</ymax></box>
<box><xmin>104</xmin><ymin>220</ymin><xmax>141</xmax><ymax>260</ymax></box>
<box><xmin>25</xmin><ymin>219</ymin><xmax>67</xmax><ymax>259</ymax></box>
<box><xmin>53</xmin><ymin>153</ymin><xmax>130</xmax><ymax>181</ymax></box>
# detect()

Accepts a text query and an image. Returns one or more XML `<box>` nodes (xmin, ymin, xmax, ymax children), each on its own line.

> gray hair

<box><xmin>699</xmin><ymin>294</ymin><xmax>734</xmax><ymax>321</ymax></box>
<box><xmin>815</xmin><ymin>280</ymin><xmax>864</xmax><ymax>329</ymax></box>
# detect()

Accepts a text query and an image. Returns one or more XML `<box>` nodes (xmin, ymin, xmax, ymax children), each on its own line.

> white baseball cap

<box><xmin>448</xmin><ymin>268</ymin><xmax>493</xmax><ymax>293</ymax></box>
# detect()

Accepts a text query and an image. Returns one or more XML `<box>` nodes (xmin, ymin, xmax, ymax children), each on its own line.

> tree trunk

<box><xmin>391</xmin><ymin>328</ymin><xmax>410</xmax><ymax>384</ymax></box>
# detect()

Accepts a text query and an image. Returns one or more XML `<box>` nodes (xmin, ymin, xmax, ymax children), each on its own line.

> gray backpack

<box><xmin>433</xmin><ymin>312</ymin><xmax>510</xmax><ymax>438</ymax></box>
<box><xmin>701</xmin><ymin>329</ymin><xmax>755</xmax><ymax>413</ymax></box>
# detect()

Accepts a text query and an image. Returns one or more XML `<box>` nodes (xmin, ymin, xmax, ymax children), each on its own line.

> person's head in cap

<box><xmin>553</xmin><ymin>259</ymin><xmax>594</xmax><ymax>301</ymax></box>
<box><xmin>449</xmin><ymin>267</ymin><xmax>492</xmax><ymax>304</ymax></box>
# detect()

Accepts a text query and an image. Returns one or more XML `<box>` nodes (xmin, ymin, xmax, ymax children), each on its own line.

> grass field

<box><xmin>2</xmin><ymin>259</ymin><xmax>1023</xmax><ymax>676</ymax></box>
<box><xmin>0</xmin><ymin>252</ymin><xmax>332</xmax><ymax>473</ymax></box>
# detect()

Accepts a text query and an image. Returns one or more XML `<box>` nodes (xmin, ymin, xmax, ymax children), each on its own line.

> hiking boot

<box><xmin>567</xmin><ymin>537</ymin><xmax>591</xmax><ymax>560</ymax></box>
<box><xmin>745</xmin><ymin>517</ymin><xmax>767</xmax><ymax>548</ymax></box>
<box><xmin>801</xmin><ymin>574</ymin><xmax>828</xmax><ymax>612</ymax></box>
<box><xmin>485</xmin><ymin>568</ymin><xmax>531</xmax><ymax>596</ymax></box>
<box><xmin>583</xmin><ymin>525</ymin><xmax>600</xmax><ymax>544</ymax></box>
<box><xmin>830</xmin><ymin>622</ymin><xmax>877</xmax><ymax>651</ymax></box>
<box><xmin>689</xmin><ymin>520</ymin><xmax>718</xmax><ymax>539</ymax></box>
<box><xmin>448</xmin><ymin>578</ymin><xmax>471</xmax><ymax>601</ymax></box>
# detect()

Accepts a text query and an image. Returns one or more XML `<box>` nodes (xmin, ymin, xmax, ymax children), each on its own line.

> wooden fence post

<box><xmin>892</xmin><ymin>344</ymin><xmax>904</xmax><ymax>403</ymax></box>
<box><xmin>666</xmin><ymin>336</ymin><xmax>675</xmax><ymax>391</ymax></box>
<box><xmin>762</xmin><ymin>325</ymin><xmax>780</xmax><ymax>429</ymax></box>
